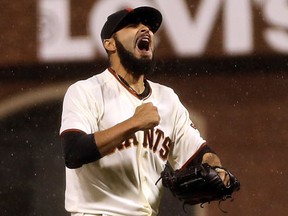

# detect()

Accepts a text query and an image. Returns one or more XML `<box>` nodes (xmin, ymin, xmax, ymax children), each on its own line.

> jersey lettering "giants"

<box><xmin>109</xmin><ymin>127</ymin><xmax>172</xmax><ymax>161</ymax></box>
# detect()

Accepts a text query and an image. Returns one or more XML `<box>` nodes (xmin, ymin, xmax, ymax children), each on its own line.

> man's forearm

<box><xmin>94</xmin><ymin>117</ymin><xmax>140</xmax><ymax>156</ymax></box>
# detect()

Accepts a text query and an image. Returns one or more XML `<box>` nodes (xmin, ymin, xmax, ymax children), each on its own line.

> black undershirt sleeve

<box><xmin>61</xmin><ymin>131</ymin><xmax>102</xmax><ymax>169</ymax></box>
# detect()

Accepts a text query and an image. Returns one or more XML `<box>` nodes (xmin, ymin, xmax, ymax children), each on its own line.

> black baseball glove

<box><xmin>158</xmin><ymin>163</ymin><xmax>240</xmax><ymax>212</ymax></box>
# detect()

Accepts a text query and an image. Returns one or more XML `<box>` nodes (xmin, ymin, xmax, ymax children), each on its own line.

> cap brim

<box><xmin>127</xmin><ymin>7</ymin><xmax>162</xmax><ymax>33</ymax></box>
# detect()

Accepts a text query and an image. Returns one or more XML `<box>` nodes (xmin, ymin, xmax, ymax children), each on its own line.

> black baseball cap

<box><xmin>101</xmin><ymin>6</ymin><xmax>162</xmax><ymax>41</ymax></box>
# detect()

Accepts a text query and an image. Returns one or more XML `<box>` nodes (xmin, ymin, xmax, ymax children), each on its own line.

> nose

<box><xmin>139</xmin><ymin>24</ymin><xmax>151</xmax><ymax>33</ymax></box>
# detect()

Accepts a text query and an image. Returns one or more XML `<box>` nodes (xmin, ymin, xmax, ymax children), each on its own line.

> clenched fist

<box><xmin>132</xmin><ymin>102</ymin><xmax>160</xmax><ymax>130</ymax></box>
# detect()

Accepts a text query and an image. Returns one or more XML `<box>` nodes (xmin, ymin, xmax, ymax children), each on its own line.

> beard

<box><xmin>114</xmin><ymin>37</ymin><xmax>155</xmax><ymax>76</ymax></box>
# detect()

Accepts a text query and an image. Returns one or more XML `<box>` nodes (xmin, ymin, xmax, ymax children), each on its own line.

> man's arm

<box><xmin>94</xmin><ymin>102</ymin><xmax>160</xmax><ymax>156</ymax></box>
<box><xmin>202</xmin><ymin>152</ymin><xmax>230</xmax><ymax>185</ymax></box>
<box><xmin>61</xmin><ymin>102</ymin><xmax>160</xmax><ymax>168</ymax></box>
<box><xmin>183</xmin><ymin>145</ymin><xmax>230</xmax><ymax>185</ymax></box>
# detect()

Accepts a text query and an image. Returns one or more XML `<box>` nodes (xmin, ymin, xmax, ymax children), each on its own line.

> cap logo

<box><xmin>125</xmin><ymin>8</ymin><xmax>133</xmax><ymax>12</ymax></box>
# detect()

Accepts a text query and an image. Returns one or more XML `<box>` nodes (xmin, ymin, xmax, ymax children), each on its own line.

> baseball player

<box><xmin>60</xmin><ymin>6</ymin><xmax>229</xmax><ymax>216</ymax></box>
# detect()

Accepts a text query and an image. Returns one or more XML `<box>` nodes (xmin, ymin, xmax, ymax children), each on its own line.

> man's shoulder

<box><xmin>148</xmin><ymin>79</ymin><xmax>175</xmax><ymax>94</ymax></box>
<box><xmin>70</xmin><ymin>69</ymin><xmax>112</xmax><ymax>89</ymax></box>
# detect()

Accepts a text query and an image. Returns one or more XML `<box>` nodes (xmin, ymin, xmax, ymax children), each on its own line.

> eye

<box><xmin>145</xmin><ymin>24</ymin><xmax>152</xmax><ymax>31</ymax></box>
<box><xmin>126</xmin><ymin>23</ymin><xmax>140</xmax><ymax>28</ymax></box>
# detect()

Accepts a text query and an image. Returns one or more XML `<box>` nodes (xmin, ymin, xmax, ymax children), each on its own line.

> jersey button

<box><xmin>143</xmin><ymin>151</ymin><xmax>148</xmax><ymax>158</ymax></box>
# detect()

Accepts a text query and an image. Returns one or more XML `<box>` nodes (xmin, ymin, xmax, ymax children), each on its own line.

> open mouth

<box><xmin>136</xmin><ymin>37</ymin><xmax>150</xmax><ymax>52</ymax></box>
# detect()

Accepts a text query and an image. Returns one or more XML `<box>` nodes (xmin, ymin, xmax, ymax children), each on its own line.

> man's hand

<box><xmin>215</xmin><ymin>167</ymin><xmax>230</xmax><ymax>186</ymax></box>
<box><xmin>202</xmin><ymin>152</ymin><xmax>230</xmax><ymax>185</ymax></box>
<box><xmin>160</xmin><ymin>163</ymin><xmax>240</xmax><ymax>212</ymax></box>
<box><xmin>133</xmin><ymin>102</ymin><xmax>160</xmax><ymax>130</ymax></box>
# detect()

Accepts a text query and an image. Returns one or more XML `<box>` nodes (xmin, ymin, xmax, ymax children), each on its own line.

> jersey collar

<box><xmin>108</xmin><ymin>67</ymin><xmax>152</xmax><ymax>100</ymax></box>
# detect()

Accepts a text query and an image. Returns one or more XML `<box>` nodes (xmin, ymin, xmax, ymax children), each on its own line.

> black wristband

<box><xmin>61</xmin><ymin>131</ymin><xmax>102</xmax><ymax>169</ymax></box>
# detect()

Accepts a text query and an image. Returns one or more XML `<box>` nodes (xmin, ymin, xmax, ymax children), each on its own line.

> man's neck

<box><xmin>110</xmin><ymin>66</ymin><xmax>145</xmax><ymax>94</ymax></box>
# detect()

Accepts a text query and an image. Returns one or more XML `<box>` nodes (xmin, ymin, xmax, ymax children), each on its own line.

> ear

<box><xmin>103</xmin><ymin>38</ymin><xmax>116</xmax><ymax>52</ymax></box>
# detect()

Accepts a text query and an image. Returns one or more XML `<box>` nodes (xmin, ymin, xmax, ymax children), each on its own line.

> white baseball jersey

<box><xmin>60</xmin><ymin>68</ymin><xmax>205</xmax><ymax>216</ymax></box>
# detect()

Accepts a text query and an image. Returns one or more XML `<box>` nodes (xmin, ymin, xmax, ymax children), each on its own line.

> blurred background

<box><xmin>0</xmin><ymin>0</ymin><xmax>287</xmax><ymax>215</ymax></box>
